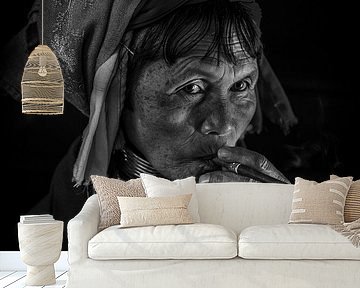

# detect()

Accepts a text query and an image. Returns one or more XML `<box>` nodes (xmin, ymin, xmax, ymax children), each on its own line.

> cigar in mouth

<box><xmin>212</xmin><ymin>158</ymin><xmax>288</xmax><ymax>184</ymax></box>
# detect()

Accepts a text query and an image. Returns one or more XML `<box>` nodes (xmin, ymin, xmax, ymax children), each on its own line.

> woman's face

<box><xmin>122</xmin><ymin>36</ymin><xmax>258</xmax><ymax>180</ymax></box>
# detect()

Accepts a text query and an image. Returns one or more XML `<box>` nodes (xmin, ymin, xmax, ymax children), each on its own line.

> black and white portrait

<box><xmin>0</xmin><ymin>0</ymin><xmax>357</xmax><ymax>251</ymax></box>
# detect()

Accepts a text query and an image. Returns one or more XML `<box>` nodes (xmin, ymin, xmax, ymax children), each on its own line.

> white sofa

<box><xmin>65</xmin><ymin>182</ymin><xmax>360</xmax><ymax>288</ymax></box>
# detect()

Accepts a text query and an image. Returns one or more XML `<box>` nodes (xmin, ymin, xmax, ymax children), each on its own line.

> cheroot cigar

<box><xmin>212</xmin><ymin>158</ymin><xmax>288</xmax><ymax>184</ymax></box>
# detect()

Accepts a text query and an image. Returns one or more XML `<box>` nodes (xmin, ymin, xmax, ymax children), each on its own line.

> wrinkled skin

<box><xmin>122</xmin><ymin>35</ymin><xmax>290</xmax><ymax>184</ymax></box>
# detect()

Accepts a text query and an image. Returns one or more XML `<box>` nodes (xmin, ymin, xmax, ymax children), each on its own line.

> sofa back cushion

<box><xmin>195</xmin><ymin>182</ymin><xmax>294</xmax><ymax>234</ymax></box>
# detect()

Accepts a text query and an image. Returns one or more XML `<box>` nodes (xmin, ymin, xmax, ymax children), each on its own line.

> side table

<box><xmin>18</xmin><ymin>220</ymin><xmax>63</xmax><ymax>286</ymax></box>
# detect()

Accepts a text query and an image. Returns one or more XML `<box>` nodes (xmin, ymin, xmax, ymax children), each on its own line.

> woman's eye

<box><xmin>182</xmin><ymin>83</ymin><xmax>203</xmax><ymax>94</ymax></box>
<box><xmin>230</xmin><ymin>80</ymin><xmax>250</xmax><ymax>92</ymax></box>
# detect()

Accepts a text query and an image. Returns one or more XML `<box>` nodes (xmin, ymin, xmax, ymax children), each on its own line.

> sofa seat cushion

<box><xmin>238</xmin><ymin>224</ymin><xmax>360</xmax><ymax>260</ymax></box>
<box><xmin>88</xmin><ymin>223</ymin><xmax>237</xmax><ymax>259</ymax></box>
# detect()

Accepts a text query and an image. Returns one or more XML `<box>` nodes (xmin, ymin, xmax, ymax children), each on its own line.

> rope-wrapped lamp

<box><xmin>21</xmin><ymin>0</ymin><xmax>64</xmax><ymax>115</ymax></box>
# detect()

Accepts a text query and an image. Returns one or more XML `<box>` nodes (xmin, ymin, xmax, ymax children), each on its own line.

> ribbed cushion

<box><xmin>88</xmin><ymin>223</ymin><xmax>237</xmax><ymax>259</ymax></box>
<box><xmin>238</xmin><ymin>224</ymin><xmax>360</xmax><ymax>259</ymax></box>
<box><xmin>345</xmin><ymin>181</ymin><xmax>360</xmax><ymax>222</ymax></box>
<box><xmin>330</xmin><ymin>175</ymin><xmax>360</xmax><ymax>222</ymax></box>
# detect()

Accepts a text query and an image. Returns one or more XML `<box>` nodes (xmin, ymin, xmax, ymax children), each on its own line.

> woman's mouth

<box><xmin>194</xmin><ymin>154</ymin><xmax>220</xmax><ymax>176</ymax></box>
<box><xmin>199</xmin><ymin>153</ymin><xmax>218</xmax><ymax>161</ymax></box>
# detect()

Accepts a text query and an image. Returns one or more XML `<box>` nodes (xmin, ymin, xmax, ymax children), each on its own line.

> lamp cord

<box><xmin>41</xmin><ymin>0</ymin><xmax>44</xmax><ymax>45</ymax></box>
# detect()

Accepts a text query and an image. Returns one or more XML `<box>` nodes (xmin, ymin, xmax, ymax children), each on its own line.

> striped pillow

<box><xmin>289</xmin><ymin>176</ymin><xmax>353</xmax><ymax>225</ymax></box>
<box><xmin>330</xmin><ymin>175</ymin><xmax>360</xmax><ymax>223</ymax></box>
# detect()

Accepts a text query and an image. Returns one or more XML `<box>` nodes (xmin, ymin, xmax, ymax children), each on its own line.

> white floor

<box><xmin>0</xmin><ymin>271</ymin><xmax>67</xmax><ymax>288</ymax></box>
<box><xmin>0</xmin><ymin>252</ymin><xmax>69</xmax><ymax>288</ymax></box>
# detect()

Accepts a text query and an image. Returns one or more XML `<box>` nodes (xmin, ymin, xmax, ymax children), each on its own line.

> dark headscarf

<box><xmin>129</xmin><ymin>0</ymin><xmax>261</xmax><ymax>30</ymax></box>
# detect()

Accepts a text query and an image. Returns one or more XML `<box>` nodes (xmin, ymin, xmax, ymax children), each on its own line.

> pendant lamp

<box><xmin>21</xmin><ymin>0</ymin><xmax>64</xmax><ymax>115</ymax></box>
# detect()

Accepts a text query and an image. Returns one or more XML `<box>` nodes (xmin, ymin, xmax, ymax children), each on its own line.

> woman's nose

<box><xmin>200</xmin><ymin>103</ymin><xmax>235</xmax><ymax>137</ymax></box>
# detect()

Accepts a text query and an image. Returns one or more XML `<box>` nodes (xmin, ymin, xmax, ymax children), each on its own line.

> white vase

<box><xmin>18</xmin><ymin>220</ymin><xmax>63</xmax><ymax>286</ymax></box>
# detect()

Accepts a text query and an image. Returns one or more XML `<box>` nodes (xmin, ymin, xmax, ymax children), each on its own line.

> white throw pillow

<box><xmin>140</xmin><ymin>173</ymin><xmax>200</xmax><ymax>222</ymax></box>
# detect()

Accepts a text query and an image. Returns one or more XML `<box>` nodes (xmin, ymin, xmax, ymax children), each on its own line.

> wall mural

<box><xmin>0</xmin><ymin>1</ymin><xmax>357</xmax><ymax>251</ymax></box>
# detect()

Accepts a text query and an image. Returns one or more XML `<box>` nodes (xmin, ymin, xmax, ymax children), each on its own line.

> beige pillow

<box><xmin>117</xmin><ymin>194</ymin><xmax>194</xmax><ymax>228</ymax></box>
<box><xmin>90</xmin><ymin>175</ymin><xmax>146</xmax><ymax>230</ymax></box>
<box><xmin>289</xmin><ymin>176</ymin><xmax>353</xmax><ymax>225</ymax></box>
<box><xmin>330</xmin><ymin>175</ymin><xmax>360</xmax><ymax>222</ymax></box>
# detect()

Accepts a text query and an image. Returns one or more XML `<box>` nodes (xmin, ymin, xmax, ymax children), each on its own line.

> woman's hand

<box><xmin>198</xmin><ymin>146</ymin><xmax>290</xmax><ymax>184</ymax></box>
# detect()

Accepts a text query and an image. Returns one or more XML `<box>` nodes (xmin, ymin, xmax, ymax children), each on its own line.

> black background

<box><xmin>1</xmin><ymin>1</ymin><xmax>358</xmax><ymax>250</ymax></box>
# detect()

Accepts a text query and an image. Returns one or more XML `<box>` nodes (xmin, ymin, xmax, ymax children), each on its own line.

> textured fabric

<box><xmin>332</xmin><ymin>219</ymin><xmax>360</xmax><ymax>248</ymax></box>
<box><xmin>40</xmin><ymin>0</ymin><xmax>142</xmax><ymax>117</ymax></box>
<box><xmin>238</xmin><ymin>224</ymin><xmax>360</xmax><ymax>259</ymax></box>
<box><xmin>330</xmin><ymin>175</ymin><xmax>360</xmax><ymax>222</ymax></box>
<box><xmin>118</xmin><ymin>194</ymin><xmax>193</xmax><ymax>227</ymax></box>
<box><xmin>73</xmin><ymin>52</ymin><xmax>121</xmax><ymax>187</ymax></box>
<box><xmin>288</xmin><ymin>177</ymin><xmax>352</xmax><ymax>225</ymax></box>
<box><xmin>344</xmin><ymin>180</ymin><xmax>360</xmax><ymax>222</ymax></box>
<box><xmin>128</xmin><ymin>0</ymin><xmax>261</xmax><ymax>30</ymax></box>
<box><xmin>88</xmin><ymin>223</ymin><xmax>237</xmax><ymax>259</ymax></box>
<box><xmin>90</xmin><ymin>175</ymin><xmax>146</xmax><ymax>230</ymax></box>
<box><xmin>140</xmin><ymin>173</ymin><xmax>200</xmax><ymax>222</ymax></box>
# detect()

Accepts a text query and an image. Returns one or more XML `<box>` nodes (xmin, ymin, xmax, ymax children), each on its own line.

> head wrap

<box><xmin>2</xmin><ymin>0</ymin><xmax>297</xmax><ymax>187</ymax></box>
<box><xmin>129</xmin><ymin>0</ymin><xmax>261</xmax><ymax>30</ymax></box>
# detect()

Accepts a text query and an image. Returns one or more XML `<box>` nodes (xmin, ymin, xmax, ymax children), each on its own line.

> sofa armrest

<box><xmin>67</xmin><ymin>194</ymin><xmax>100</xmax><ymax>264</ymax></box>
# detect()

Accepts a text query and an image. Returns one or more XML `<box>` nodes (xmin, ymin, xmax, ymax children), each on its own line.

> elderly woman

<box><xmin>1</xmin><ymin>0</ymin><xmax>297</xmax><ymax>247</ymax></box>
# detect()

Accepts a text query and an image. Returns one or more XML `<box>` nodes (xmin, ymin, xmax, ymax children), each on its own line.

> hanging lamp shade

<box><xmin>21</xmin><ymin>44</ymin><xmax>64</xmax><ymax>115</ymax></box>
